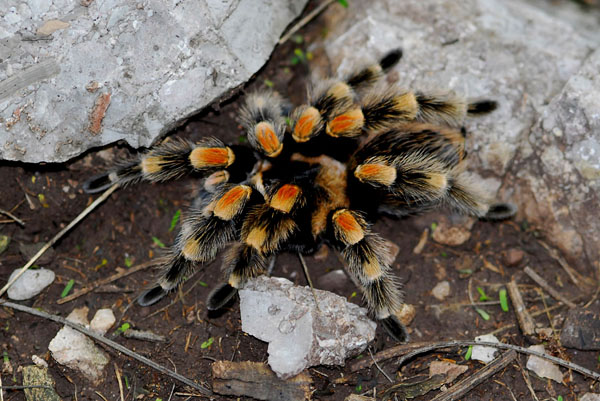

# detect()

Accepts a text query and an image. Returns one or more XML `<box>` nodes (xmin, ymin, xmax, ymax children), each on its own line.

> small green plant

<box><xmin>199</xmin><ymin>281</ymin><xmax>208</xmax><ymax>287</ymax></box>
<box><xmin>476</xmin><ymin>287</ymin><xmax>489</xmax><ymax>301</ymax></box>
<box><xmin>337</xmin><ymin>0</ymin><xmax>349</xmax><ymax>7</ymax></box>
<box><xmin>499</xmin><ymin>289</ymin><xmax>509</xmax><ymax>312</ymax></box>
<box><xmin>60</xmin><ymin>279</ymin><xmax>75</xmax><ymax>298</ymax></box>
<box><xmin>124</xmin><ymin>256</ymin><xmax>133</xmax><ymax>268</ymax></box>
<box><xmin>464</xmin><ymin>345</ymin><xmax>473</xmax><ymax>360</ymax></box>
<box><xmin>263</xmin><ymin>79</ymin><xmax>274</xmax><ymax>88</ymax></box>
<box><xmin>430</xmin><ymin>222</ymin><xmax>438</xmax><ymax>231</ymax></box>
<box><xmin>169</xmin><ymin>209</ymin><xmax>181</xmax><ymax>232</ymax></box>
<box><xmin>152</xmin><ymin>236</ymin><xmax>166</xmax><ymax>248</ymax></box>
<box><xmin>475</xmin><ymin>308</ymin><xmax>490</xmax><ymax>321</ymax></box>
<box><xmin>201</xmin><ymin>337</ymin><xmax>214</xmax><ymax>349</ymax></box>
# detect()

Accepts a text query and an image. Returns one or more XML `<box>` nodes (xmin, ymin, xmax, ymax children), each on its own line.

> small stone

<box><xmin>31</xmin><ymin>355</ymin><xmax>48</xmax><ymax>368</ymax></box>
<box><xmin>7</xmin><ymin>268</ymin><xmax>55</xmax><ymax>300</ymax></box>
<box><xmin>22</xmin><ymin>365</ymin><xmax>61</xmax><ymax>401</ymax></box>
<box><xmin>239</xmin><ymin>276</ymin><xmax>376</xmax><ymax>379</ymax></box>
<box><xmin>396</xmin><ymin>303</ymin><xmax>416</xmax><ymax>326</ymax></box>
<box><xmin>432</xmin><ymin>220</ymin><xmax>471</xmax><ymax>246</ymax></box>
<box><xmin>503</xmin><ymin>248</ymin><xmax>525</xmax><ymax>267</ymax></box>
<box><xmin>90</xmin><ymin>308</ymin><xmax>115</xmax><ymax>335</ymax></box>
<box><xmin>471</xmin><ymin>334</ymin><xmax>500</xmax><ymax>363</ymax></box>
<box><xmin>560</xmin><ymin>305</ymin><xmax>600</xmax><ymax>350</ymax></box>
<box><xmin>49</xmin><ymin>307</ymin><xmax>110</xmax><ymax>384</ymax></box>
<box><xmin>429</xmin><ymin>360</ymin><xmax>468</xmax><ymax>383</ymax></box>
<box><xmin>526</xmin><ymin>344</ymin><xmax>564</xmax><ymax>383</ymax></box>
<box><xmin>431</xmin><ymin>281</ymin><xmax>451</xmax><ymax>301</ymax></box>
<box><xmin>581</xmin><ymin>394</ymin><xmax>600</xmax><ymax>401</ymax></box>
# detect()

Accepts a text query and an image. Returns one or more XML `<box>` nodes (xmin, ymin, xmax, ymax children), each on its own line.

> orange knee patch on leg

<box><xmin>354</xmin><ymin>163</ymin><xmax>397</xmax><ymax>186</ymax></box>
<box><xmin>293</xmin><ymin>106</ymin><xmax>321</xmax><ymax>142</ymax></box>
<box><xmin>270</xmin><ymin>184</ymin><xmax>301</xmax><ymax>213</ymax></box>
<box><xmin>213</xmin><ymin>185</ymin><xmax>252</xmax><ymax>220</ymax></box>
<box><xmin>332</xmin><ymin>209</ymin><xmax>365</xmax><ymax>245</ymax></box>
<box><xmin>326</xmin><ymin>108</ymin><xmax>365</xmax><ymax>137</ymax></box>
<box><xmin>255</xmin><ymin>122</ymin><xmax>283</xmax><ymax>157</ymax></box>
<box><xmin>189</xmin><ymin>147</ymin><xmax>235</xmax><ymax>169</ymax></box>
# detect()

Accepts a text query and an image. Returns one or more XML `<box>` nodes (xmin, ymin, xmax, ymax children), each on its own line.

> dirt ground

<box><xmin>1</xmin><ymin>4</ymin><xmax>599</xmax><ymax>401</ymax></box>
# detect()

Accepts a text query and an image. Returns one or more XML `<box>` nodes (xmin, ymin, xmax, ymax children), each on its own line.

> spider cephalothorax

<box><xmin>83</xmin><ymin>49</ymin><xmax>515</xmax><ymax>342</ymax></box>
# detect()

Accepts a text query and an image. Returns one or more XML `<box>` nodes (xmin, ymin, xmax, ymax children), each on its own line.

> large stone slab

<box><xmin>0</xmin><ymin>0</ymin><xmax>308</xmax><ymax>163</ymax></box>
<box><xmin>317</xmin><ymin>0</ymin><xmax>600</xmax><ymax>268</ymax></box>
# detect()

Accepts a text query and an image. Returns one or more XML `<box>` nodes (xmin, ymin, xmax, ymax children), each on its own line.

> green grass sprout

<box><xmin>499</xmin><ymin>289</ymin><xmax>509</xmax><ymax>312</ymax></box>
<box><xmin>169</xmin><ymin>209</ymin><xmax>181</xmax><ymax>232</ymax></box>
<box><xmin>61</xmin><ymin>279</ymin><xmax>75</xmax><ymax>298</ymax></box>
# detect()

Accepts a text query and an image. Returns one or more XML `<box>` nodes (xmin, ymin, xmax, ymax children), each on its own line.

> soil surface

<box><xmin>1</xmin><ymin>4</ymin><xmax>599</xmax><ymax>401</ymax></box>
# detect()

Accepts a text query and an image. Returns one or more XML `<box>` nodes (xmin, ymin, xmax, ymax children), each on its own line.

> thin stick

<box><xmin>516</xmin><ymin>355</ymin><xmax>540</xmax><ymax>401</ymax></box>
<box><xmin>0</xmin><ymin>184</ymin><xmax>119</xmax><ymax>298</ymax></box>
<box><xmin>298</xmin><ymin>253</ymin><xmax>320</xmax><ymax>312</ymax></box>
<box><xmin>369</xmin><ymin>348</ymin><xmax>393</xmax><ymax>383</ymax></box>
<box><xmin>524</xmin><ymin>266</ymin><xmax>576</xmax><ymax>308</ymax></box>
<box><xmin>0</xmin><ymin>208</ymin><xmax>25</xmax><ymax>226</ymax></box>
<box><xmin>114</xmin><ymin>363</ymin><xmax>125</xmax><ymax>401</ymax></box>
<box><xmin>506</xmin><ymin>278</ymin><xmax>535</xmax><ymax>336</ymax></box>
<box><xmin>353</xmin><ymin>339</ymin><xmax>600</xmax><ymax>381</ymax></box>
<box><xmin>430</xmin><ymin>350</ymin><xmax>517</xmax><ymax>401</ymax></box>
<box><xmin>0</xmin><ymin>385</ymin><xmax>53</xmax><ymax>390</ymax></box>
<box><xmin>58</xmin><ymin>260</ymin><xmax>156</xmax><ymax>304</ymax></box>
<box><xmin>0</xmin><ymin>300</ymin><xmax>212</xmax><ymax>395</ymax></box>
<box><xmin>0</xmin><ymin>372</ymin><xmax>3</xmax><ymax>401</ymax></box>
<box><xmin>538</xmin><ymin>240</ymin><xmax>580</xmax><ymax>285</ymax></box>
<box><xmin>278</xmin><ymin>0</ymin><xmax>336</xmax><ymax>45</ymax></box>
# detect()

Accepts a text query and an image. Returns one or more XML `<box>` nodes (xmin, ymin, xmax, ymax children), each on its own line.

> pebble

<box><xmin>526</xmin><ymin>344</ymin><xmax>564</xmax><ymax>383</ymax></box>
<box><xmin>581</xmin><ymin>394</ymin><xmax>600</xmax><ymax>401</ymax></box>
<box><xmin>560</xmin><ymin>304</ymin><xmax>600</xmax><ymax>350</ymax></box>
<box><xmin>22</xmin><ymin>365</ymin><xmax>61</xmax><ymax>401</ymax></box>
<box><xmin>432</xmin><ymin>218</ymin><xmax>473</xmax><ymax>246</ymax></box>
<box><xmin>90</xmin><ymin>308</ymin><xmax>116</xmax><ymax>335</ymax></box>
<box><xmin>431</xmin><ymin>281</ymin><xmax>451</xmax><ymax>301</ymax></box>
<box><xmin>503</xmin><ymin>248</ymin><xmax>525</xmax><ymax>267</ymax></box>
<box><xmin>7</xmin><ymin>268</ymin><xmax>55</xmax><ymax>300</ymax></box>
<box><xmin>471</xmin><ymin>334</ymin><xmax>499</xmax><ymax>363</ymax></box>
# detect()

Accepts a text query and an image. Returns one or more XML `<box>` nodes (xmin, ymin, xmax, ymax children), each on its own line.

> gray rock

<box><xmin>581</xmin><ymin>394</ymin><xmax>600</xmax><ymax>401</ymax></box>
<box><xmin>22</xmin><ymin>365</ymin><xmax>61</xmax><ymax>401</ymax></box>
<box><xmin>0</xmin><ymin>0</ymin><xmax>308</xmax><ymax>163</ymax></box>
<box><xmin>315</xmin><ymin>0</ymin><xmax>600</xmax><ymax>267</ymax></box>
<box><xmin>526</xmin><ymin>344</ymin><xmax>564</xmax><ymax>383</ymax></box>
<box><xmin>48</xmin><ymin>307</ymin><xmax>110</xmax><ymax>384</ymax></box>
<box><xmin>239</xmin><ymin>276</ymin><xmax>376</xmax><ymax>379</ymax></box>
<box><xmin>560</xmin><ymin>305</ymin><xmax>600</xmax><ymax>350</ymax></box>
<box><xmin>7</xmin><ymin>267</ymin><xmax>55</xmax><ymax>300</ymax></box>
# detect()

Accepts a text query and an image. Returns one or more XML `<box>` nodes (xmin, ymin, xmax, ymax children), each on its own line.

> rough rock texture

<box><xmin>239</xmin><ymin>276</ymin><xmax>376</xmax><ymax>379</ymax></box>
<box><xmin>22</xmin><ymin>365</ymin><xmax>62</xmax><ymax>401</ymax></box>
<box><xmin>317</xmin><ymin>0</ymin><xmax>600</xmax><ymax>270</ymax></box>
<box><xmin>0</xmin><ymin>0</ymin><xmax>308</xmax><ymax>162</ymax></box>
<box><xmin>560</xmin><ymin>304</ymin><xmax>600</xmax><ymax>350</ymax></box>
<box><xmin>526</xmin><ymin>344</ymin><xmax>564</xmax><ymax>383</ymax></box>
<box><xmin>7</xmin><ymin>267</ymin><xmax>55</xmax><ymax>300</ymax></box>
<box><xmin>48</xmin><ymin>307</ymin><xmax>110</xmax><ymax>384</ymax></box>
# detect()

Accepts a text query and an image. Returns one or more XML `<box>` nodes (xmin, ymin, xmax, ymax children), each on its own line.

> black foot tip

<box><xmin>381</xmin><ymin>315</ymin><xmax>409</xmax><ymax>343</ymax></box>
<box><xmin>138</xmin><ymin>286</ymin><xmax>168</xmax><ymax>306</ymax></box>
<box><xmin>468</xmin><ymin>99</ymin><xmax>498</xmax><ymax>114</ymax></box>
<box><xmin>380</xmin><ymin>48</ymin><xmax>403</xmax><ymax>71</ymax></box>
<box><xmin>82</xmin><ymin>172</ymin><xmax>114</xmax><ymax>194</ymax></box>
<box><xmin>207</xmin><ymin>283</ymin><xmax>238</xmax><ymax>311</ymax></box>
<box><xmin>484</xmin><ymin>202</ymin><xmax>517</xmax><ymax>221</ymax></box>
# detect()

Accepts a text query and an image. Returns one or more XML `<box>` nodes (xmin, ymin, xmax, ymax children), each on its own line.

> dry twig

<box><xmin>58</xmin><ymin>260</ymin><xmax>156</xmax><ymax>304</ymax></box>
<box><xmin>429</xmin><ymin>350</ymin><xmax>517</xmax><ymax>401</ymax></box>
<box><xmin>352</xmin><ymin>340</ymin><xmax>600</xmax><ymax>381</ymax></box>
<box><xmin>0</xmin><ymin>300</ymin><xmax>212</xmax><ymax>395</ymax></box>
<box><xmin>506</xmin><ymin>278</ymin><xmax>535</xmax><ymax>335</ymax></box>
<box><xmin>0</xmin><ymin>184</ymin><xmax>119</xmax><ymax>298</ymax></box>
<box><xmin>0</xmin><ymin>208</ymin><xmax>25</xmax><ymax>226</ymax></box>
<box><xmin>278</xmin><ymin>0</ymin><xmax>336</xmax><ymax>45</ymax></box>
<box><xmin>524</xmin><ymin>266</ymin><xmax>576</xmax><ymax>308</ymax></box>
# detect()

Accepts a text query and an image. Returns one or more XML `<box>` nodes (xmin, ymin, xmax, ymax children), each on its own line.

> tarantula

<box><xmin>83</xmin><ymin>49</ymin><xmax>515</xmax><ymax>342</ymax></box>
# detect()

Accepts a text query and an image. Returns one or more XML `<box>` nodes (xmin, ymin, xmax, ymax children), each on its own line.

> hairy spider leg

<box><xmin>239</xmin><ymin>91</ymin><xmax>287</xmax><ymax>158</ymax></box>
<box><xmin>328</xmin><ymin>208</ymin><xmax>408</xmax><ymax>342</ymax></box>
<box><xmin>138</xmin><ymin>184</ymin><xmax>253</xmax><ymax>306</ymax></box>
<box><xmin>82</xmin><ymin>138</ymin><xmax>258</xmax><ymax>194</ymax></box>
